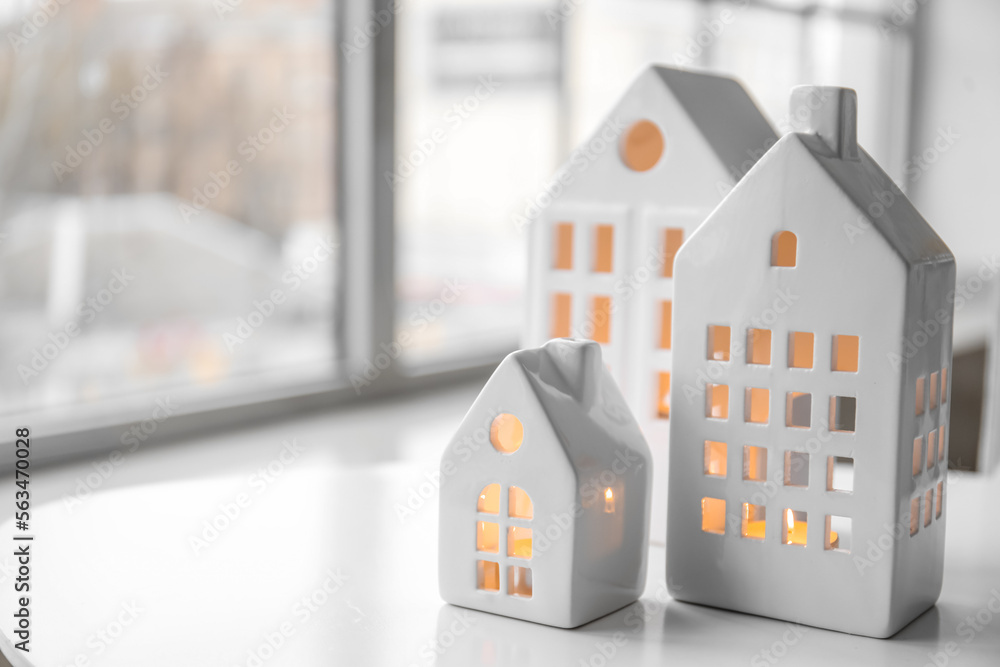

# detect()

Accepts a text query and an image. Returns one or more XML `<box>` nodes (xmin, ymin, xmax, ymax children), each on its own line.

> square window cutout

<box><xmin>910</xmin><ymin>497</ymin><xmax>921</xmax><ymax>536</ymax></box>
<box><xmin>657</xmin><ymin>372</ymin><xmax>671</xmax><ymax>419</ymax></box>
<box><xmin>784</xmin><ymin>451</ymin><xmax>809</xmax><ymax>487</ymax></box>
<box><xmin>782</xmin><ymin>509</ymin><xmax>807</xmax><ymax>546</ymax></box>
<box><xmin>912</xmin><ymin>437</ymin><xmax>923</xmax><ymax>476</ymax></box>
<box><xmin>786</xmin><ymin>392</ymin><xmax>811</xmax><ymax>428</ymax></box>
<box><xmin>936</xmin><ymin>481</ymin><xmax>943</xmax><ymax>518</ymax></box>
<box><xmin>788</xmin><ymin>332</ymin><xmax>814</xmax><ymax>369</ymax></box>
<box><xmin>939</xmin><ymin>426</ymin><xmax>946</xmax><ymax>461</ymax></box>
<box><xmin>827</xmin><ymin>456</ymin><xmax>854</xmax><ymax>492</ymax></box>
<box><xmin>825</xmin><ymin>515</ymin><xmax>852</xmax><ymax>552</ymax></box>
<box><xmin>507</xmin><ymin>527</ymin><xmax>532</xmax><ymax>559</ymax></box>
<box><xmin>477</xmin><ymin>560</ymin><xmax>499</xmax><ymax>591</ymax></box>
<box><xmin>832</xmin><ymin>335</ymin><xmax>860</xmax><ymax>372</ymax></box>
<box><xmin>830</xmin><ymin>396</ymin><xmax>856</xmax><ymax>433</ymax></box>
<box><xmin>704</xmin><ymin>440</ymin><xmax>727</xmax><ymax>477</ymax></box>
<box><xmin>942</xmin><ymin>368</ymin><xmax>948</xmax><ymax>404</ymax></box>
<box><xmin>743</xmin><ymin>445</ymin><xmax>767</xmax><ymax>482</ymax></box>
<box><xmin>741</xmin><ymin>503</ymin><xmax>765</xmax><ymax>540</ymax></box>
<box><xmin>701</xmin><ymin>497</ymin><xmax>726</xmax><ymax>535</ymax></box>
<box><xmin>747</xmin><ymin>329</ymin><xmax>771</xmax><ymax>365</ymax></box>
<box><xmin>706</xmin><ymin>384</ymin><xmax>729</xmax><ymax>420</ymax></box>
<box><xmin>745</xmin><ymin>387</ymin><xmax>769</xmax><ymax>424</ymax></box>
<box><xmin>924</xmin><ymin>490</ymin><xmax>934</xmax><ymax>527</ymax></box>
<box><xmin>477</xmin><ymin>521</ymin><xmax>499</xmax><ymax>553</ymax></box>
<box><xmin>916</xmin><ymin>376</ymin><xmax>925</xmax><ymax>416</ymax></box>
<box><xmin>708</xmin><ymin>325</ymin><xmax>731</xmax><ymax>361</ymax></box>
<box><xmin>507</xmin><ymin>566</ymin><xmax>532</xmax><ymax>598</ymax></box>
<box><xmin>553</xmin><ymin>222</ymin><xmax>573</xmax><ymax>270</ymax></box>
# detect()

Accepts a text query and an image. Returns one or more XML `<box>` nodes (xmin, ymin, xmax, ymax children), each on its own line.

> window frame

<box><xmin>0</xmin><ymin>0</ymin><xmax>503</xmax><ymax>469</ymax></box>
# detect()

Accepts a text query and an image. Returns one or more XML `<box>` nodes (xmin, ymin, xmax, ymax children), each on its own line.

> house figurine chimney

<box><xmin>789</xmin><ymin>86</ymin><xmax>859</xmax><ymax>161</ymax></box>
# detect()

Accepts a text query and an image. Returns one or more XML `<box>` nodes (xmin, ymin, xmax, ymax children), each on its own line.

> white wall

<box><xmin>909</xmin><ymin>0</ymin><xmax>1000</xmax><ymax>280</ymax></box>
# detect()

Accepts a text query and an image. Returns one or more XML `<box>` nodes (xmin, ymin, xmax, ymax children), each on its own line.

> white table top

<box><xmin>2</xmin><ymin>380</ymin><xmax>1000</xmax><ymax>667</ymax></box>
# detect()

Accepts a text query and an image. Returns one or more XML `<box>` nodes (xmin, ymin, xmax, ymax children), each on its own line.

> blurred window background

<box><xmin>394</xmin><ymin>0</ymin><xmax>912</xmax><ymax>367</ymax></box>
<box><xmin>9</xmin><ymin>0</ymin><xmax>981</xmax><ymax>441</ymax></box>
<box><xmin>0</xmin><ymin>0</ymin><xmax>337</xmax><ymax>427</ymax></box>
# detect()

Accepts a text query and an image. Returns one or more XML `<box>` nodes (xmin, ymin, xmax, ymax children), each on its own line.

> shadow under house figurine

<box><xmin>439</xmin><ymin>338</ymin><xmax>652</xmax><ymax>628</ymax></box>
<box><xmin>524</xmin><ymin>65</ymin><xmax>776</xmax><ymax>542</ymax></box>
<box><xmin>667</xmin><ymin>86</ymin><xmax>956</xmax><ymax>638</ymax></box>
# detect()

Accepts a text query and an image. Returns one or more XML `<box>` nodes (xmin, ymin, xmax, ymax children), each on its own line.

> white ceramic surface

<box><xmin>439</xmin><ymin>339</ymin><xmax>652</xmax><ymax>628</ymax></box>
<box><xmin>668</xmin><ymin>86</ymin><xmax>956</xmax><ymax>637</ymax></box>
<box><xmin>0</xmin><ymin>381</ymin><xmax>998</xmax><ymax>666</ymax></box>
<box><xmin>523</xmin><ymin>65</ymin><xmax>778</xmax><ymax>544</ymax></box>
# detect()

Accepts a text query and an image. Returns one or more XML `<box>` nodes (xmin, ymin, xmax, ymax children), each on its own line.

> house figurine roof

<box><xmin>650</xmin><ymin>66</ymin><xmax>778</xmax><ymax>180</ymax></box>
<box><xmin>777</xmin><ymin>85</ymin><xmax>952</xmax><ymax>267</ymax></box>
<box><xmin>496</xmin><ymin>339</ymin><xmax>648</xmax><ymax>472</ymax></box>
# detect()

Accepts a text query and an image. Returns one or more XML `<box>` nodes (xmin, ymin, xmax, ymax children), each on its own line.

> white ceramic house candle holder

<box><xmin>439</xmin><ymin>338</ymin><xmax>652</xmax><ymax>628</ymax></box>
<box><xmin>524</xmin><ymin>65</ymin><xmax>776</xmax><ymax>542</ymax></box>
<box><xmin>667</xmin><ymin>86</ymin><xmax>955</xmax><ymax>638</ymax></box>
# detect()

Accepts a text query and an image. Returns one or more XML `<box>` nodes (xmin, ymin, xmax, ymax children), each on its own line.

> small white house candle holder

<box><xmin>666</xmin><ymin>86</ymin><xmax>955</xmax><ymax>638</ymax></box>
<box><xmin>439</xmin><ymin>338</ymin><xmax>652</xmax><ymax>628</ymax></box>
<box><xmin>523</xmin><ymin>65</ymin><xmax>776</xmax><ymax>542</ymax></box>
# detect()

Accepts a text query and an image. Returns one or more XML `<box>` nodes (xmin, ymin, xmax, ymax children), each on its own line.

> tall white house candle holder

<box><xmin>524</xmin><ymin>65</ymin><xmax>776</xmax><ymax>541</ymax></box>
<box><xmin>666</xmin><ymin>86</ymin><xmax>955</xmax><ymax>638</ymax></box>
<box><xmin>439</xmin><ymin>339</ymin><xmax>652</xmax><ymax>628</ymax></box>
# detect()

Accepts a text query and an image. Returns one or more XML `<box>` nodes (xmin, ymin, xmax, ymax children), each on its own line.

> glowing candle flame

<box><xmin>603</xmin><ymin>487</ymin><xmax>615</xmax><ymax>513</ymax></box>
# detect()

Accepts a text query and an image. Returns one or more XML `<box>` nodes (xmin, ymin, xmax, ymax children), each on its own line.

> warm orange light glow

<box><xmin>657</xmin><ymin>372</ymin><xmax>671</xmax><ymax>419</ymax></box>
<box><xmin>476</xmin><ymin>521</ymin><xmax>499</xmax><ymax>553</ymax></box>
<box><xmin>490</xmin><ymin>414</ymin><xmax>524</xmax><ymax>454</ymax></box>
<box><xmin>508</xmin><ymin>486</ymin><xmax>533</xmax><ymax>520</ymax></box>
<box><xmin>477</xmin><ymin>483</ymin><xmax>500</xmax><ymax>514</ymax></box>
<box><xmin>771</xmin><ymin>231</ymin><xmax>797</xmax><ymax>267</ymax></box>
<box><xmin>554</xmin><ymin>222</ymin><xmax>574</xmax><ymax>270</ymax></box>
<box><xmin>507</xmin><ymin>526</ymin><xmax>532</xmax><ymax>559</ymax></box>
<box><xmin>783</xmin><ymin>509</ymin><xmax>808</xmax><ymax>546</ymax></box>
<box><xmin>591</xmin><ymin>296</ymin><xmax>612</xmax><ymax>344</ymax></box>
<box><xmin>663</xmin><ymin>228</ymin><xmax>683</xmax><ymax>278</ymax></box>
<box><xmin>594</xmin><ymin>225</ymin><xmax>614</xmax><ymax>273</ymax></box>
<box><xmin>551</xmin><ymin>293</ymin><xmax>572</xmax><ymax>338</ymax></box>
<box><xmin>477</xmin><ymin>560</ymin><xmax>499</xmax><ymax>591</ymax></box>
<box><xmin>621</xmin><ymin>119</ymin><xmax>664</xmax><ymax>172</ymax></box>
<box><xmin>604</xmin><ymin>487</ymin><xmax>615</xmax><ymax>513</ymax></box>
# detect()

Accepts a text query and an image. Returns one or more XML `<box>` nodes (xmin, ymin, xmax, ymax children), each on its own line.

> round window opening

<box><xmin>621</xmin><ymin>119</ymin><xmax>665</xmax><ymax>172</ymax></box>
<box><xmin>490</xmin><ymin>414</ymin><xmax>524</xmax><ymax>454</ymax></box>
